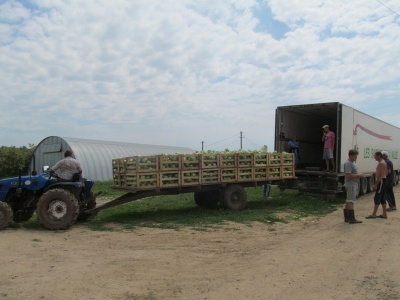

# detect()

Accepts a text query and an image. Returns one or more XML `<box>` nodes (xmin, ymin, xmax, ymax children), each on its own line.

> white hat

<box><xmin>381</xmin><ymin>150</ymin><xmax>389</xmax><ymax>157</ymax></box>
<box><xmin>322</xmin><ymin>125</ymin><xmax>329</xmax><ymax>128</ymax></box>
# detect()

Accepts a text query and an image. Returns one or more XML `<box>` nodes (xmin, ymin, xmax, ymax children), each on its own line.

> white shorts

<box><xmin>345</xmin><ymin>184</ymin><xmax>359</xmax><ymax>203</ymax></box>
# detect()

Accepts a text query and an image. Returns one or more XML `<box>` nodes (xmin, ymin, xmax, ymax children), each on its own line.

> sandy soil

<box><xmin>1</xmin><ymin>189</ymin><xmax>400</xmax><ymax>300</ymax></box>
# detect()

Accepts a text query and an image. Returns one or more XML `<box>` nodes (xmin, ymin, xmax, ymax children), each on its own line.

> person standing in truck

<box><xmin>343</xmin><ymin>149</ymin><xmax>363</xmax><ymax>224</ymax></box>
<box><xmin>366</xmin><ymin>151</ymin><xmax>388</xmax><ymax>219</ymax></box>
<box><xmin>322</xmin><ymin>125</ymin><xmax>335</xmax><ymax>172</ymax></box>
<box><xmin>288</xmin><ymin>136</ymin><xmax>300</xmax><ymax>169</ymax></box>
<box><xmin>51</xmin><ymin>150</ymin><xmax>83</xmax><ymax>181</ymax></box>
<box><xmin>382</xmin><ymin>151</ymin><xmax>396</xmax><ymax>211</ymax></box>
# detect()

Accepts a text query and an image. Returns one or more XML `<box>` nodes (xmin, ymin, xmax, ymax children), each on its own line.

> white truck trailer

<box><xmin>275</xmin><ymin>102</ymin><xmax>400</xmax><ymax>196</ymax></box>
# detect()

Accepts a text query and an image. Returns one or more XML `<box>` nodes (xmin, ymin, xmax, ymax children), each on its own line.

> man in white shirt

<box><xmin>51</xmin><ymin>150</ymin><xmax>82</xmax><ymax>181</ymax></box>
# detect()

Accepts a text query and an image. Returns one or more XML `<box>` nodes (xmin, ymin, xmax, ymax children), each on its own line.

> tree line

<box><xmin>0</xmin><ymin>145</ymin><xmax>35</xmax><ymax>179</ymax></box>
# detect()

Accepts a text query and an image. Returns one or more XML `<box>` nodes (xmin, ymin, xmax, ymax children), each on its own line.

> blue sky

<box><xmin>1</xmin><ymin>0</ymin><xmax>399</xmax><ymax>151</ymax></box>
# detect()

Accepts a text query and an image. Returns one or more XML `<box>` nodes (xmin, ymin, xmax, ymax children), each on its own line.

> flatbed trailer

<box><xmin>87</xmin><ymin>152</ymin><xmax>295</xmax><ymax>213</ymax></box>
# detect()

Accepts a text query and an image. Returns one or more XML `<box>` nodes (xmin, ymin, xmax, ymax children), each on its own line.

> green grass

<box><xmin>14</xmin><ymin>182</ymin><xmax>345</xmax><ymax>232</ymax></box>
<box><xmin>86</xmin><ymin>183</ymin><xmax>344</xmax><ymax>231</ymax></box>
<box><xmin>92</xmin><ymin>180</ymin><xmax>126</xmax><ymax>198</ymax></box>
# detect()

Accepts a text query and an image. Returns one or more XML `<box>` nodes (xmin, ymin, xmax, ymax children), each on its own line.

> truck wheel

<box><xmin>194</xmin><ymin>191</ymin><xmax>219</xmax><ymax>209</ymax></box>
<box><xmin>77</xmin><ymin>193</ymin><xmax>97</xmax><ymax>222</ymax></box>
<box><xmin>194</xmin><ymin>191</ymin><xmax>206</xmax><ymax>207</ymax></box>
<box><xmin>220</xmin><ymin>185</ymin><xmax>247</xmax><ymax>210</ymax></box>
<box><xmin>0</xmin><ymin>202</ymin><xmax>13</xmax><ymax>229</ymax></box>
<box><xmin>359</xmin><ymin>178</ymin><xmax>368</xmax><ymax>195</ymax></box>
<box><xmin>36</xmin><ymin>188</ymin><xmax>79</xmax><ymax>230</ymax></box>
<box><xmin>13</xmin><ymin>210</ymin><xmax>35</xmax><ymax>222</ymax></box>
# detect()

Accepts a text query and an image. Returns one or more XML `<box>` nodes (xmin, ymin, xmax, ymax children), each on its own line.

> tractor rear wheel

<box><xmin>0</xmin><ymin>202</ymin><xmax>13</xmax><ymax>229</ymax></box>
<box><xmin>220</xmin><ymin>185</ymin><xmax>247</xmax><ymax>210</ymax></box>
<box><xmin>36</xmin><ymin>188</ymin><xmax>79</xmax><ymax>230</ymax></box>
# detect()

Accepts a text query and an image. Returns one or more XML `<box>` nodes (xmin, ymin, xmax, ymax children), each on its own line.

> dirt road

<box><xmin>1</xmin><ymin>189</ymin><xmax>399</xmax><ymax>300</ymax></box>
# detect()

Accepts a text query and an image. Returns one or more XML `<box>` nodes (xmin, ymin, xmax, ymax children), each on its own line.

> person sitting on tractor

<box><xmin>50</xmin><ymin>150</ymin><xmax>83</xmax><ymax>181</ymax></box>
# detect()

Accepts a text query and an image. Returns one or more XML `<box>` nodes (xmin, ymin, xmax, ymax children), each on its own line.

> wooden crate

<box><xmin>219</xmin><ymin>154</ymin><xmax>237</xmax><ymax>167</ymax></box>
<box><xmin>159</xmin><ymin>154</ymin><xmax>181</xmax><ymax>171</ymax></box>
<box><xmin>267</xmin><ymin>153</ymin><xmax>282</xmax><ymax>166</ymax></box>
<box><xmin>137</xmin><ymin>172</ymin><xmax>158</xmax><ymax>189</ymax></box>
<box><xmin>112</xmin><ymin>159</ymin><xmax>124</xmax><ymax>173</ymax></box>
<box><xmin>201</xmin><ymin>154</ymin><xmax>219</xmax><ymax>168</ymax></box>
<box><xmin>221</xmin><ymin>168</ymin><xmax>237</xmax><ymax>183</ymax></box>
<box><xmin>238</xmin><ymin>154</ymin><xmax>252</xmax><ymax>167</ymax></box>
<box><xmin>138</xmin><ymin>156</ymin><xmax>159</xmax><ymax>172</ymax></box>
<box><xmin>124</xmin><ymin>173</ymin><xmax>137</xmax><ymax>188</ymax></box>
<box><xmin>238</xmin><ymin>168</ymin><xmax>253</xmax><ymax>181</ymax></box>
<box><xmin>267</xmin><ymin>166</ymin><xmax>281</xmax><ymax>180</ymax></box>
<box><xmin>182</xmin><ymin>170</ymin><xmax>201</xmax><ymax>186</ymax></box>
<box><xmin>254</xmin><ymin>154</ymin><xmax>268</xmax><ymax>167</ymax></box>
<box><xmin>160</xmin><ymin>171</ymin><xmax>180</xmax><ymax>187</ymax></box>
<box><xmin>125</xmin><ymin>158</ymin><xmax>138</xmax><ymax>172</ymax></box>
<box><xmin>201</xmin><ymin>169</ymin><xmax>219</xmax><ymax>184</ymax></box>
<box><xmin>282</xmin><ymin>153</ymin><xmax>294</xmax><ymax>165</ymax></box>
<box><xmin>182</xmin><ymin>154</ymin><xmax>200</xmax><ymax>170</ymax></box>
<box><xmin>113</xmin><ymin>157</ymin><xmax>139</xmax><ymax>173</ymax></box>
<box><xmin>254</xmin><ymin>168</ymin><xmax>268</xmax><ymax>180</ymax></box>
<box><xmin>113</xmin><ymin>173</ymin><xmax>125</xmax><ymax>187</ymax></box>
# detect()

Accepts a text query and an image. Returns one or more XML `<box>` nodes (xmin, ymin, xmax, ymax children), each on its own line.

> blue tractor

<box><xmin>0</xmin><ymin>168</ymin><xmax>98</xmax><ymax>230</ymax></box>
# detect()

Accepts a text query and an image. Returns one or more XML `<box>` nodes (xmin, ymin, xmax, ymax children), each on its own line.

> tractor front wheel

<box><xmin>0</xmin><ymin>202</ymin><xmax>13</xmax><ymax>230</ymax></box>
<box><xmin>36</xmin><ymin>189</ymin><xmax>79</xmax><ymax>230</ymax></box>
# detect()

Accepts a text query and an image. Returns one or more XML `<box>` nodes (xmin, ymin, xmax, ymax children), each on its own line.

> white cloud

<box><xmin>1</xmin><ymin>0</ymin><xmax>400</xmax><ymax>151</ymax></box>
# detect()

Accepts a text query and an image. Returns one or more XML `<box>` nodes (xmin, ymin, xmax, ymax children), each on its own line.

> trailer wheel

<box><xmin>0</xmin><ymin>202</ymin><xmax>13</xmax><ymax>230</ymax></box>
<box><xmin>194</xmin><ymin>191</ymin><xmax>219</xmax><ymax>209</ymax></box>
<box><xmin>220</xmin><ymin>185</ymin><xmax>247</xmax><ymax>210</ymax></box>
<box><xmin>36</xmin><ymin>188</ymin><xmax>79</xmax><ymax>230</ymax></box>
<box><xmin>13</xmin><ymin>210</ymin><xmax>35</xmax><ymax>222</ymax></box>
<box><xmin>367</xmin><ymin>177</ymin><xmax>374</xmax><ymax>193</ymax></box>
<box><xmin>359</xmin><ymin>178</ymin><xmax>368</xmax><ymax>195</ymax></box>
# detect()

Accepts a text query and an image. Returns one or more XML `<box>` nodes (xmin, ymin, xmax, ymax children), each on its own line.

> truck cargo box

<box><xmin>275</xmin><ymin>102</ymin><xmax>400</xmax><ymax>195</ymax></box>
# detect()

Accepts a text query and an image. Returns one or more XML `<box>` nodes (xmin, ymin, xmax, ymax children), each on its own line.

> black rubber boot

<box><xmin>348</xmin><ymin>210</ymin><xmax>362</xmax><ymax>224</ymax></box>
<box><xmin>343</xmin><ymin>209</ymin><xmax>349</xmax><ymax>223</ymax></box>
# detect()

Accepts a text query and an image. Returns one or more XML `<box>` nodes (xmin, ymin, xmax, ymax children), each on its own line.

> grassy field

<box><xmin>87</xmin><ymin>182</ymin><xmax>344</xmax><ymax>231</ymax></box>
<box><xmin>15</xmin><ymin>181</ymin><xmax>345</xmax><ymax>231</ymax></box>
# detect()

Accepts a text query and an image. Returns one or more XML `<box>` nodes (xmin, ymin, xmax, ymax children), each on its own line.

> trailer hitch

<box><xmin>80</xmin><ymin>191</ymin><xmax>102</xmax><ymax>207</ymax></box>
<box><xmin>85</xmin><ymin>189</ymin><xmax>177</xmax><ymax>215</ymax></box>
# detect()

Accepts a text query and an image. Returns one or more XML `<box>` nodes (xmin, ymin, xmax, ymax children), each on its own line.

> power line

<box><xmin>243</xmin><ymin>137</ymin><xmax>261</xmax><ymax>149</ymax></box>
<box><xmin>201</xmin><ymin>132</ymin><xmax>264</xmax><ymax>151</ymax></box>
<box><xmin>206</xmin><ymin>133</ymin><xmax>239</xmax><ymax>147</ymax></box>
<box><xmin>376</xmin><ymin>0</ymin><xmax>400</xmax><ymax>17</ymax></box>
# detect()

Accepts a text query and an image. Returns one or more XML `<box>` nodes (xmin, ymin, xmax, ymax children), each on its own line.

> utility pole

<box><xmin>201</xmin><ymin>141</ymin><xmax>204</xmax><ymax>151</ymax></box>
<box><xmin>240</xmin><ymin>131</ymin><xmax>243</xmax><ymax>150</ymax></box>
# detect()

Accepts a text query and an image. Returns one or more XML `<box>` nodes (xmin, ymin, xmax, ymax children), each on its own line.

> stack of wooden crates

<box><xmin>112</xmin><ymin>152</ymin><xmax>295</xmax><ymax>190</ymax></box>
